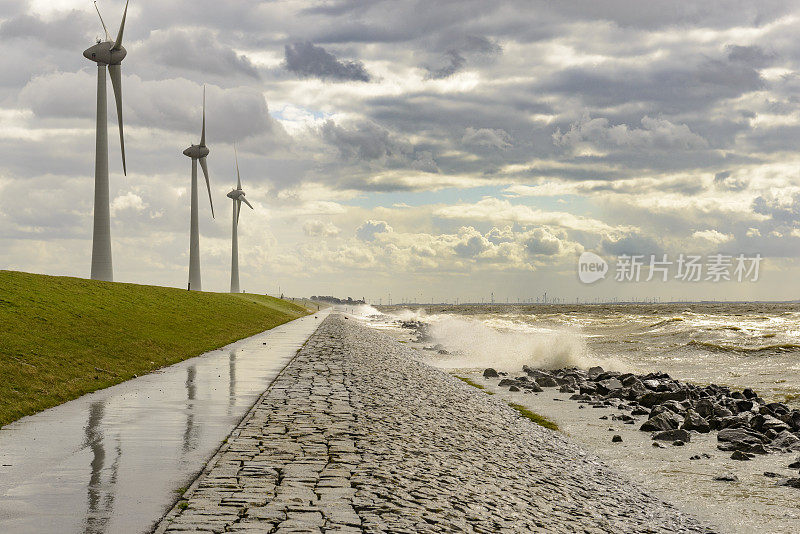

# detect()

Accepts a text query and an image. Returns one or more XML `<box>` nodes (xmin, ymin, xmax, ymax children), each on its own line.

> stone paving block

<box><xmin>156</xmin><ymin>315</ymin><xmax>711</xmax><ymax>534</ymax></box>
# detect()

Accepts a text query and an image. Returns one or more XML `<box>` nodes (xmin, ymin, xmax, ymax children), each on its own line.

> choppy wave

<box><xmin>647</xmin><ymin>317</ymin><xmax>685</xmax><ymax>328</ymax></box>
<box><xmin>684</xmin><ymin>339</ymin><xmax>800</xmax><ymax>355</ymax></box>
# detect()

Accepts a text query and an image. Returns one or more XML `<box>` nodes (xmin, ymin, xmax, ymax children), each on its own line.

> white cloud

<box><xmin>692</xmin><ymin>229</ymin><xmax>733</xmax><ymax>244</ymax></box>
<box><xmin>303</xmin><ymin>219</ymin><xmax>341</xmax><ymax>237</ymax></box>
<box><xmin>110</xmin><ymin>192</ymin><xmax>146</xmax><ymax>216</ymax></box>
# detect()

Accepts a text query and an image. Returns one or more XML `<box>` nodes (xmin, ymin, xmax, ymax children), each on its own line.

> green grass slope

<box><xmin>0</xmin><ymin>270</ymin><xmax>309</xmax><ymax>427</ymax></box>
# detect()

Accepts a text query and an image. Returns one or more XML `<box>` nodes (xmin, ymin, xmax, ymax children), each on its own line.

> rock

<box><xmin>642</xmin><ymin>379</ymin><xmax>661</xmax><ymax>390</ymax></box>
<box><xmin>596</xmin><ymin>378</ymin><xmax>624</xmax><ymax>394</ymax></box>
<box><xmin>763</xmin><ymin>472</ymin><xmax>781</xmax><ymax>478</ymax></box>
<box><xmin>523</xmin><ymin>382</ymin><xmax>543</xmax><ymax>392</ymax></box>
<box><xmin>509</xmin><ymin>385</ymin><xmax>520</xmax><ymax>392</ymax></box>
<box><xmin>672</xmin><ymin>440</ymin><xmax>686</xmax><ymax>446</ymax></box>
<box><xmin>631</xmin><ymin>407</ymin><xmax>650</xmax><ymax>416</ymax></box>
<box><xmin>535</xmin><ymin>376</ymin><xmax>559</xmax><ymax>388</ymax></box>
<box><xmin>751</xmin><ymin>414</ymin><xmax>790</xmax><ymax>434</ymax></box>
<box><xmin>771</xmin><ymin>430</ymin><xmax>800</xmax><ymax>451</ymax></box>
<box><xmin>587</xmin><ymin>366</ymin><xmax>604</xmax><ymax>380</ymax></box>
<box><xmin>612</xmin><ymin>435</ymin><xmax>623</xmax><ymax>443</ymax></box>
<box><xmin>652</xmin><ymin>442</ymin><xmax>666</xmax><ymax>448</ymax></box>
<box><xmin>483</xmin><ymin>368</ymin><xmax>499</xmax><ymax>378</ymax></box>
<box><xmin>640</xmin><ymin>411</ymin><xmax>682</xmax><ymax>432</ymax></box>
<box><xmin>743</xmin><ymin>387</ymin><xmax>758</xmax><ymax>399</ymax></box>
<box><xmin>681</xmin><ymin>410</ymin><xmax>711</xmax><ymax>433</ymax></box>
<box><xmin>718</xmin><ymin>427</ymin><xmax>767</xmax><ymax>444</ymax></box>
<box><xmin>558</xmin><ymin>384</ymin><xmax>575</xmax><ymax>393</ymax></box>
<box><xmin>695</xmin><ymin>398</ymin><xmax>715</xmax><ymax>419</ymax></box>
<box><xmin>731</xmin><ymin>451</ymin><xmax>753</xmax><ymax>461</ymax></box>
<box><xmin>498</xmin><ymin>378</ymin><xmax>515</xmax><ymax>387</ymax></box>
<box><xmin>717</xmin><ymin>414</ymin><xmax>751</xmax><ymax>430</ymax></box>
<box><xmin>690</xmin><ymin>455</ymin><xmax>701</xmax><ymax>460</ymax></box>
<box><xmin>787</xmin><ymin>456</ymin><xmax>800</xmax><ymax>469</ymax></box>
<box><xmin>713</xmin><ymin>473</ymin><xmax>739</xmax><ymax>482</ymax></box>
<box><xmin>638</xmin><ymin>390</ymin><xmax>690</xmax><ymax>408</ymax></box>
<box><xmin>652</xmin><ymin>429</ymin><xmax>691</xmax><ymax>442</ymax></box>
<box><xmin>778</xmin><ymin>478</ymin><xmax>800</xmax><ymax>489</ymax></box>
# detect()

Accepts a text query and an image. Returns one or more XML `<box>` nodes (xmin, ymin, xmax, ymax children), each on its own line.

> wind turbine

<box><xmin>182</xmin><ymin>87</ymin><xmax>215</xmax><ymax>291</ymax></box>
<box><xmin>84</xmin><ymin>0</ymin><xmax>129</xmax><ymax>282</ymax></box>
<box><xmin>227</xmin><ymin>147</ymin><xmax>253</xmax><ymax>293</ymax></box>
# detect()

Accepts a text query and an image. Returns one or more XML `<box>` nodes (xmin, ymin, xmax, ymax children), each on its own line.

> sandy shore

<box><xmin>155</xmin><ymin>314</ymin><xmax>711</xmax><ymax>533</ymax></box>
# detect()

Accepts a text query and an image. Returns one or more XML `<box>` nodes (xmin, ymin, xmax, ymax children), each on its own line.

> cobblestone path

<box><xmin>156</xmin><ymin>314</ymin><xmax>712</xmax><ymax>533</ymax></box>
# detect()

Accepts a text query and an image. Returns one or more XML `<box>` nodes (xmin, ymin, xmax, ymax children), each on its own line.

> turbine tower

<box><xmin>84</xmin><ymin>0</ymin><xmax>129</xmax><ymax>282</ymax></box>
<box><xmin>227</xmin><ymin>148</ymin><xmax>254</xmax><ymax>293</ymax></box>
<box><xmin>182</xmin><ymin>88</ymin><xmax>215</xmax><ymax>291</ymax></box>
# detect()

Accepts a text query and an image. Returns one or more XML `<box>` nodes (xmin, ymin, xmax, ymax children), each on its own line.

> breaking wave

<box><xmin>421</xmin><ymin>315</ymin><xmax>626</xmax><ymax>371</ymax></box>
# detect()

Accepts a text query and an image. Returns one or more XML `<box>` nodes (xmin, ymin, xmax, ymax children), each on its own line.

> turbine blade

<box><xmin>199</xmin><ymin>157</ymin><xmax>214</xmax><ymax>218</ymax></box>
<box><xmin>200</xmin><ymin>86</ymin><xmax>206</xmax><ymax>147</ymax></box>
<box><xmin>109</xmin><ymin>63</ymin><xmax>126</xmax><ymax>176</ymax></box>
<box><xmin>94</xmin><ymin>1</ymin><xmax>111</xmax><ymax>41</ymax></box>
<box><xmin>234</xmin><ymin>144</ymin><xmax>241</xmax><ymax>189</ymax></box>
<box><xmin>112</xmin><ymin>0</ymin><xmax>129</xmax><ymax>51</ymax></box>
<box><xmin>236</xmin><ymin>199</ymin><xmax>241</xmax><ymax>225</ymax></box>
<box><xmin>241</xmin><ymin>197</ymin><xmax>253</xmax><ymax>210</ymax></box>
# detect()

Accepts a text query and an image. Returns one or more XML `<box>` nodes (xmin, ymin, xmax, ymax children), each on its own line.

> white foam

<box><xmin>422</xmin><ymin>314</ymin><xmax>626</xmax><ymax>372</ymax></box>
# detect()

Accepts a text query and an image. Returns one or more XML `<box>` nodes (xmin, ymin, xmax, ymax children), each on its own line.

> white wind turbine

<box><xmin>182</xmin><ymin>88</ymin><xmax>215</xmax><ymax>291</ymax></box>
<box><xmin>84</xmin><ymin>0</ymin><xmax>129</xmax><ymax>282</ymax></box>
<box><xmin>227</xmin><ymin>147</ymin><xmax>254</xmax><ymax>293</ymax></box>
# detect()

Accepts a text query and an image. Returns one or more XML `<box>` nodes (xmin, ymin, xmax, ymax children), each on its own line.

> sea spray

<box><xmin>421</xmin><ymin>314</ymin><xmax>626</xmax><ymax>371</ymax></box>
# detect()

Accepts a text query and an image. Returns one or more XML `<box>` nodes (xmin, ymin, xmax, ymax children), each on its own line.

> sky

<box><xmin>1</xmin><ymin>0</ymin><xmax>799</xmax><ymax>303</ymax></box>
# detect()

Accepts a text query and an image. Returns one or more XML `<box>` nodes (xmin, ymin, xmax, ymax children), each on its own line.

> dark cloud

<box><xmin>426</xmin><ymin>49</ymin><xmax>466</xmax><ymax>79</ymax></box>
<box><xmin>0</xmin><ymin>10</ymin><xmax>93</xmax><ymax>48</ymax></box>
<box><xmin>284</xmin><ymin>42</ymin><xmax>371</xmax><ymax>81</ymax></box>
<box><xmin>726</xmin><ymin>44</ymin><xmax>776</xmax><ymax>68</ymax></box>
<box><xmin>424</xmin><ymin>35</ymin><xmax>501</xmax><ymax>79</ymax></box>
<box><xmin>139</xmin><ymin>28</ymin><xmax>260</xmax><ymax>79</ymax></box>
<box><xmin>542</xmin><ymin>58</ymin><xmax>764</xmax><ymax>112</ymax></box>
<box><xmin>321</xmin><ymin>120</ymin><xmax>399</xmax><ymax>160</ymax></box>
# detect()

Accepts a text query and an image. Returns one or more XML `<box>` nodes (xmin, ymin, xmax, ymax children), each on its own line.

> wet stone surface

<box><xmin>158</xmin><ymin>314</ymin><xmax>711</xmax><ymax>533</ymax></box>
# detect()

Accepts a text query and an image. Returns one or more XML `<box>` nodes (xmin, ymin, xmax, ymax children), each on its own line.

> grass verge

<box><xmin>507</xmin><ymin>403</ymin><xmax>560</xmax><ymax>431</ymax></box>
<box><xmin>455</xmin><ymin>375</ymin><xmax>495</xmax><ymax>394</ymax></box>
<box><xmin>0</xmin><ymin>270</ymin><xmax>309</xmax><ymax>427</ymax></box>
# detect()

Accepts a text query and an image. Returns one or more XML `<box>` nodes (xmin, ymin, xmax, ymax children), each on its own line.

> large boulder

<box><xmin>587</xmin><ymin>366</ymin><xmax>605</xmax><ymax>380</ymax></box>
<box><xmin>596</xmin><ymin>378</ymin><xmax>624</xmax><ymax>395</ymax></box>
<box><xmin>483</xmin><ymin>368</ymin><xmax>499</xmax><ymax>378</ymax></box>
<box><xmin>718</xmin><ymin>427</ymin><xmax>767</xmax><ymax>444</ymax></box>
<box><xmin>652</xmin><ymin>429</ymin><xmax>691</xmax><ymax>442</ymax></box>
<box><xmin>681</xmin><ymin>410</ymin><xmax>711</xmax><ymax>433</ymax></box>
<box><xmin>751</xmin><ymin>414</ymin><xmax>791</xmax><ymax>434</ymax></box>
<box><xmin>638</xmin><ymin>390</ymin><xmax>690</xmax><ymax>408</ymax></box>
<box><xmin>640</xmin><ymin>411</ymin><xmax>682</xmax><ymax>432</ymax></box>
<box><xmin>771</xmin><ymin>430</ymin><xmax>800</xmax><ymax>451</ymax></box>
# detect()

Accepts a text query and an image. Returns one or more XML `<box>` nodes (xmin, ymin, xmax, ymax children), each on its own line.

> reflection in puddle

<box><xmin>83</xmin><ymin>401</ymin><xmax>120</xmax><ymax>534</ymax></box>
<box><xmin>183</xmin><ymin>365</ymin><xmax>198</xmax><ymax>454</ymax></box>
<box><xmin>228</xmin><ymin>350</ymin><xmax>237</xmax><ymax>413</ymax></box>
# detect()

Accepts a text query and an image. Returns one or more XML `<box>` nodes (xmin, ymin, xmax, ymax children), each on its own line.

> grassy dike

<box><xmin>0</xmin><ymin>270</ymin><xmax>310</xmax><ymax>427</ymax></box>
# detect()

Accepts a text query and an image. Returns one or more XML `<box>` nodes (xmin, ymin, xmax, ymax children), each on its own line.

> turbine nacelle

<box><xmin>83</xmin><ymin>41</ymin><xmax>127</xmax><ymax>65</ymax></box>
<box><xmin>183</xmin><ymin>145</ymin><xmax>210</xmax><ymax>159</ymax></box>
<box><xmin>227</xmin><ymin>188</ymin><xmax>245</xmax><ymax>200</ymax></box>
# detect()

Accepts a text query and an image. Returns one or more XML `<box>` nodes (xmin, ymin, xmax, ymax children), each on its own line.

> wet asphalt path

<box><xmin>0</xmin><ymin>309</ymin><xmax>328</xmax><ymax>534</ymax></box>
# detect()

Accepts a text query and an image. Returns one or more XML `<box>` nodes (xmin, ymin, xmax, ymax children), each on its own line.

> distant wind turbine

<box><xmin>84</xmin><ymin>0</ymin><xmax>130</xmax><ymax>282</ymax></box>
<box><xmin>227</xmin><ymin>147</ymin><xmax>254</xmax><ymax>293</ymax></box>
<box><xmin>182</xmin><ymin>87</ymin><xmax>215</xmax><ymax>291</ymax></box>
